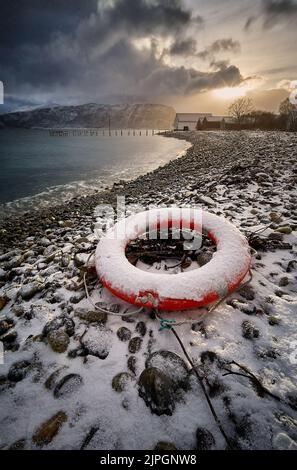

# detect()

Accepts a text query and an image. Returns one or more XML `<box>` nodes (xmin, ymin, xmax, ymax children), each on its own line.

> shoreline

<box><xmin>0</xmin><ymin>130</ymin><xmax>297</xmax><ymax>450</ymax></box>
<box><xmin>0</xmin><ymin>133</ymin><xmax>192</xmax><ymax>252</ymax></box>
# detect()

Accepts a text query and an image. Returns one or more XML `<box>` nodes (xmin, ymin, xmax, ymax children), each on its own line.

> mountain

<box><xmin>0</xmin><ymin>103</ymin><xmax>176</xmax><ymax>129</ymax></box>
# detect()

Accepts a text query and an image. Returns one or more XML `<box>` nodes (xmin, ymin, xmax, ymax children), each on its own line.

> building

<box><xmin>174</xmin><ymin>113</ymin><xmax>212</xmax><ymax>130</ymax></box>
<box><xmin>174</xmin><ymin>113</ymin><xmax>231</xmax><ymax>130</ymax></box>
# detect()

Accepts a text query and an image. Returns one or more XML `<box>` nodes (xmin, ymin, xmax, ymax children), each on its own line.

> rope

<box><xmin>83</xmin><ymin>252</ymin><xmax>144</xmax><ymax>317</ymax></box>
<box><xmin>170</xmin><ymin>326</ymin><xmax>233</xmax><ymax>449</ymax></box>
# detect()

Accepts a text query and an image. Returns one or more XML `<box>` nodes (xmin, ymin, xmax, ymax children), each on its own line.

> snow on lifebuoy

<box><xmin>95</xmin><ymin>208</ymin><xmax>251</xmax><ymax>311</ymax></box>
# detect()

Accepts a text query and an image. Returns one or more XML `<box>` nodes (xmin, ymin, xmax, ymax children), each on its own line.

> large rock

<box><xmin>145</xmin><ymin>350</ymin><xmax>189</xmax><ymax>390</ymax></box>
<box><xmin>138</xmin><ymin>367</ymin><xmax>175</xmax><ymax>416</ymax></box>
<box><xmin>32</xmin><ymin>411</ymin><xmax>67</xmax><ymax>447</ymax></box>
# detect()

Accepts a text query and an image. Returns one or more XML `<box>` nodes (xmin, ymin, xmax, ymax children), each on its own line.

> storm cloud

<box><xmin>245</xmin><ymin>0</ymin><xmax>297</xmax><ymax>30</ymax></box>
<box><xmin>0</xmin><ymin>0</ymin><xmax>246</xmax><ymax>109</ymax></box>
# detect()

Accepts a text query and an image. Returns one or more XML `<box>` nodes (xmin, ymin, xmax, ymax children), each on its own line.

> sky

<box><xmin>0</xmin><ymin>0</ymin><xmax>296</xmax><ymax>114</ymax></box>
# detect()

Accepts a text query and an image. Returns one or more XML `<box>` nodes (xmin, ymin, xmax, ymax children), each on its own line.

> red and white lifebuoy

<box><xmin>95</xmin><ymin>208</ymin><xmax>251</xmax><ymax>311</ymax></box>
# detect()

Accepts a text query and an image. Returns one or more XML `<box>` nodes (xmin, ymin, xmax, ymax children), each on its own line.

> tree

<box><xmin>279</xmin><ymin>97</ymin><xmax>297</xmax><ymax>131</ymax></box>
<box><xmin>279</xmin><ymin>97</ymin><xmax>296</xmax><ymax>115</ymax></box>
<box><xmin>228</xmin><ymin>97</ymin><xmax>253</xmax><ymax>127</ymax></box>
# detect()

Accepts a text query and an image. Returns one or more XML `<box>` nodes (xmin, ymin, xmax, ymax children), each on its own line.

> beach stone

<box><xmin>32</xmin><ymin>411</ymin><xmax>67</xmax><ymax>447</ymax></box>
<box><xmin>138</xmin><ymin>367</ymin><xmax>175</xmax><ymax>416</ymax></box>
<box><xmin>268</xmin><ymin>316</ymin><xmax>280</xmax><ymax>326</ymax></box>
<box><xmin>12</xmin><ymin>305</ymin><xmax>25</xmax><ymax>317</ymax></box>
<box><xmin>53</xmin><ymin>373</ymin><xmax>83</xmax><ymax>398</ymax></box>
<box><xmin>8</xmin><ymin>439</ymin><xmax>27</xmax><ymax>450</ymax></box>
<box><xmin>112</xmin><ymin>372</ymin><xmax>134</xmax><ymax>392</ymax></box>
<box><xmin>127</xmin><ymin>356</ymin><xmax>137</xmax><ymax>375</ymax></box>
<box><xmin>75</xmin><ymin>309</ymin><xmax>107</xmax><ymax>324</ymax></box>
<box><xmin>128</xmin><ymin>337</ymin><xmax>142</xmax><ymax>353</ymax></box>
<box><xmin>0</xmin><ymin>317</ymin><xmax>14</xmax><ymax>335</ymax></box>
<box><xmin>8</xmin><ymin>360</ymin><xmax>32</xmax><ymax>382</ymax></box>
<box><xmin>48</xmin><ymin>330</ymin><xmax>70</xmax><ymax>353</ymax></box>
<box><xmin>135</xmin><ymin>321</ymin><xmax>147</xmax><ymax>337</ymax></box>
<box><xmin>279</xmin><ymin>276</ymin><xmax>289</xmax><ymax>287</ymax></box>
<box><xmin>0</xmin><ymin>295</ymin><xmax>9</xmax><ymax>310</ymax></box>
<box><xmin>117</xmin><ymin>326</ymin><xmax>132</xmax><ymax>342</ymax></box>
<box><xmin>242</xmin><ymin>320</ymin><xmax>260</xmax><ymax>339</ymax></box>
<box><xmin>19</xmin><ymin>282</ymin><xmax>44</xmax><ymax>300</ymax></box>
<box><xmin>81</xmin><ymin>325</ymin><xmax>112</xmax><ymax>359</ymax></box>
<box><xmin>196</xmin><ymin>428</ymin><xmax>215</xmax><ymax>450</ymax></box>
<box><xmin>268</xmin><ymin>232</ymin><xmax>283</xmax><ymax>241</ymax></box>
<box><xmin>43</xmin><ymin>315</ymin><xmax>75</xmax><ymax>338</ymax></box>
<box><xmin>269</xmin><ymin>212</ymin><xmax>282</xmax><ymax>223</ymax></box>
<box><xmin>154</xmin><ymin>442</ymin><xmax>177</xmax><ymax>451</ymax></box>
<box><xmin>145</xmin><ymin>350</ymin><xmax>189</xmax><ymax>390</ymax></box>
<box><xmin>238</xmin><ymin>285</ymin><xmax>255</xmax><ymax>301</ymax></box>
<box><xmin>275</xmin><ymin>226</ymin><xmax>292</xmax><ymax>235</ymax></box>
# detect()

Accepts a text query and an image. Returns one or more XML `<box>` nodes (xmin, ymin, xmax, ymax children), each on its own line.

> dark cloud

<box><xmin>0</xmin><ymin>0</ymin><xmax>246</xmax><ymax>108</ymax></box>
<box><xmin>169</xmin><ymin>38</ymin><xmax>197</xmax><ymax>56</ymax></box>
<box><xmin>244</xmin><ymin>1</ymin><xmax>297</xmax><ymax>30</ymax></box>
<box><xmin>197</xmin><ymin>38</ymin><xmax>241</xmax><ymax>61</ymax></box>
<box><xmin>263</xmin><ymin>0</ymin><xmax>297</xmax><ymax>28</ymax></box>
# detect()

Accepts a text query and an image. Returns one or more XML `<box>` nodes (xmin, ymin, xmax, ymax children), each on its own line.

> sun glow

<box><xmin>213</xmin><ymin>86</ymin><xmax>248</xmax><ymax>101</ymax></box>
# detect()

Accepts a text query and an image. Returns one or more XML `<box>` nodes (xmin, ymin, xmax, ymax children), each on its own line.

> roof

<box><xmin>176</xmin><ymin>113</ymin><xmax>212</xmax><ymax>122</ymax></box>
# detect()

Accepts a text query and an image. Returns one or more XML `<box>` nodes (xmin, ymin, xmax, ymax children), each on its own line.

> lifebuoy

<box><xmin>95</xmin><ymin>208</ymin><xmax>251</xmax><ymax>311</ymax></box>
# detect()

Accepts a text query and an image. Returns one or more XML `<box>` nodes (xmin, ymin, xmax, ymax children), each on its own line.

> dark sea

<box><xmin>0</xmin><ymin>129</ymin><xmax>189</xmax><ymax>215</ymax></box>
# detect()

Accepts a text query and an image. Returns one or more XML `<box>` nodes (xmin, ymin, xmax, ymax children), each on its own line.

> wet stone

<box><xmin>32</xmin><ymin>411</ymin><xmax>67</xmax><ymax>447</ymax></box>
<box><xmin>128</xmin><ymin>337</ymin><xmax>143</xmax><ymax>353</ymax></box>
<box><xmin>242</xmin><ymin>320</ymin><xmax>260</xmax><ymax>339</ymax></box>
<box><xmin>127</xmin><ymin>356</ymin><xmax>137</xmax><ymax>375</ymax></box>
<box><xmin>138</xmin><ymin>367</ymin><xmax>175</xmax><ymax>416</ymax></box>
<box><xmin>112</xmin><ymin>372</ymin><xmax>134</xmax><ymax>392</ymax></box>
<box><xmin>54</xmin><ymin>373</ymin><xmax>83</xmax><ymax>398</ymax></box>
<box><xmin>145</xmin><ymin>350</ymin><xmax>189</xmax><ymax>390</ymax></box>
<box><xmin>47</xmin><ymin>330</ymin><xmax>70</xmax><ymax>353</ymax></box>
<box><xmin>8</xmin><ymin>360</ymin><xmax>32</xmax><ymax>382</ymax></box>
<box><xmin>117</xmin><ymin>326</ymin><xmax>132</xmax><ymax>342</ymax></box>
<box><xmin>135</xmin><ymin>321</ymin><xmax>147</xmax><ymax>337</ymax></box>
<box><xmin>196</xmin><ymin>428</ymin><xmax>215</xmax><ymax>450</ymax></box>
<box><xmin>75</xmin><ymin>309</ymin><xmax>107</xmax><ymax>324</ymax></box>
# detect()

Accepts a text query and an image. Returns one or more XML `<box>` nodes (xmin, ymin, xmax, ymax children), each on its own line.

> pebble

<box><xmin>75</xmin><ymin>309</ymin><xmax>107</xmax><ymax>324</ymax></box>
<box><xmin>196</xmin><ymin>427</ymin><xmax>215</xmax><ymax>450</ymax></box>
<box><xmin>32</xmin><ymin>411</ymin><xmax>67</xmax><ymax>447</ymax></box>
<box><xmin>53</xmin><ymin>373</ymin><xmax>83</xmax><ymax>398</ymax></box>
<box><xmin>128</xmin><ymin>337</ymin><xmax>143</xmax><ymax>353</ymax></box>
<box><xmin>47</xmin><ymin>330</ymin><xmax>70</xmax><ymax>353</ymax></box>
<box><xmin>112</xmin><ymin>372</ymin><xmax>134</xmax><ymax>392</ymax></box>
<box><xmin>8</xmin><ymin>360</ymin><xmax>32</xmax><ymax>382</ymax></box>
<box><xmin>242</xmin><ymin>320</ymin><xmax>260</xmax><ymax>339</ymax></box>
<box><xmin>117</xmin><ymin>326</ymin><xmax>132</xmax><ymax>342</ymax></box>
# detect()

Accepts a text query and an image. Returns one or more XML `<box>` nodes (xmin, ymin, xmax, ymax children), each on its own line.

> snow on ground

<box><xmin>0</xmin><ymin>131</ymin><xmax>297</xmax><ymax>450</ymax></box>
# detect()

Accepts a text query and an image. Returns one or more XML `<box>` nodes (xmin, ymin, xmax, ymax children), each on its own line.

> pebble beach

<box><xmin>0</xmin><ymin>130</ymin><xmax>297</xmax><ymax>450</ymax></box>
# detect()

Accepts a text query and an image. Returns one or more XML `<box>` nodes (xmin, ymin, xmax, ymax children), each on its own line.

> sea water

<box><xmin>0</xmin><ymin>129</ymin><xmax>190</xmax><ymax>215</ymax></box>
